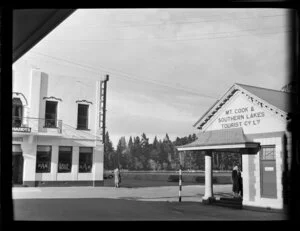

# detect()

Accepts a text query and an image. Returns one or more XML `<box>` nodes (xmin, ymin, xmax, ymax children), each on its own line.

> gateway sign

<box><xmin>12</xmin><ymin>127</ymin><xmax>31</xmax><ymax>133</ymax></box>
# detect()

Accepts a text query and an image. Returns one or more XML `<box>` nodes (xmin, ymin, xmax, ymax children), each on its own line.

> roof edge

<box><xmin>193</xmin><ymin>83</ymin><xmax>289</xmax><ymax>130</ymax></box>
<box><xmin>193</xmin><ymin>84</ymin><xmax>239</xmax><ymax>129</ymax></box>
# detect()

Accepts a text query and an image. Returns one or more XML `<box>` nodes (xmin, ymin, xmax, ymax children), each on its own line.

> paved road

<box><xmin>12</xmin><ymin>184</ymin><xmax>286</xmax><ymax>220</ymax></box>
<box><xmin>13</xmin><ymin>198</ymin><xmax>286</xmax><ymax>221</ymax></box>
<box><xmin>12</xmin><ymin>184</ymin><xmax>232</xmax><ymax>201</ymax></box>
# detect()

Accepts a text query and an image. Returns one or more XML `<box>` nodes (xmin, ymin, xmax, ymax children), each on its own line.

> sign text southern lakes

<box><xmin>218</xmin><ymin>106</ymin><xmax>265</xmax><ymax>129</ymax></box>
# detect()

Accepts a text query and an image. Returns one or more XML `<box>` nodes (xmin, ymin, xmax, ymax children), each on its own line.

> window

<box><xmin>77</xmin><ymin>104</ymin><xmax>89</xmax><ymax>130</ymax></box>
<box><xmin>79</xmin><ymin>147</ymin><xmax>93</xmax><ymax>173</ymax></box>
<box><xmin>12</xmin><ymin>98</ymin><xmax>23</xmax><ymax>127</ymax></box>
<box><xmin>58</xmin><ymin>146</ymin><xmax>72</xmax><ymax>173</ymax></box>
<box><xmin>36</xmin><ymin>146</ymin><xmax>52</xmax><ymax>173</ymax></box>
<box><xmin>45</xmin><ymin>101</ymin><xmax>57</xmax><ymax>128</ymax></box>
<box><xmin>260</xmin><ymin>146</ymin><xmax>276</xmax><ymax>160</ymax></box>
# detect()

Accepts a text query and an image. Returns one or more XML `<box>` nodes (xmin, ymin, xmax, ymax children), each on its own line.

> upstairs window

<box><xmin>77</xmin><ymin>104</ymin><xmax>89</xmax><ymax>130</ymax></box>
<box><xmin>45</xmin><ymin>101</ymin><xmax>58</xmax><ymax>128</ymax></box>
<box><xmin>12</xmin><ymin>98</ymin><xmax>23</xmax><ymax>127</ymax></box>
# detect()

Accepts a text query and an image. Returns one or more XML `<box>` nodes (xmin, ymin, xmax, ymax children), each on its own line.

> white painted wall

<box><xmin>202</xmin><ymin>90</ymin><xmax>286</xmax><ymax>210</ymax></box>
<box><xmin>12</xmin><ymin>59</ymin><xmax>104</xmax><ymax>185</ymax></box>
<box><xmin>13</xmin><ymin>135</ymin><xmax>37</xmax><ymax>183</ymax></box>
<box><xmin>13</xmin><ymin>136</ymin><xmax>104</xmax><ymax>183</ymax></box>
<box><xmin>13</xmin><ymin>59</ymin><xmax>102</xmax><ymax>137</ymax></box>
<box><xmin>204</xmin><ymin>91</ymin><xmax>287</xmax><ymax>135</ymax></box>
<box><xmin>36</xmin><ymin>72</ymin><xmax>100</xmax><ymax>136</ymax></box>
<box><xmin>12</xmin><ymin>59</ymin><xmax>32</xmax><ymax>102</ymax></box>
<box><xmin>248</xmin><ymin>137</ymin><xmax>284</xmax><ymax>209</ymax></box>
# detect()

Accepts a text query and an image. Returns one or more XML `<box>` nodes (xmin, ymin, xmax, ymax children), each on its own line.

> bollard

<box><xmin>179</xmin><ymin>166</ymin><xmax>182</xmax><ymax>202</ymax></box>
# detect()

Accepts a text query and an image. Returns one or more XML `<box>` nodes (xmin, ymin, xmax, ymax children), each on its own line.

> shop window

<box><xmin>36</xmin><ymin>146</ymin><xmax>52</xmax><ymax>173</ymax></box>
<box><xmin>58</xmin><ymin>146</ymin><xmax>72</xmax><ymax>173</ymax></box>
<box><xmin>79</xmin><ymin>147</ymin><xmax>93</xmax><ymax>173</ymax></box>
<box><xmin>77</xmin><ymin>104</ymin><xmax>89</xmax><ymax>130</ymax></box>
<box><xmin>12</xmin><ymin>98</ymin><xmax>23</xmax><ymax>127</ymax></box>
<box><xmin>45</xmin><ymin>101</ymin><xmax>57</xmax><ymax>128</ymax></box>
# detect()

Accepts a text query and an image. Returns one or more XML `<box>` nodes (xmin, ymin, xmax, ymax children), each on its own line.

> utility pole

<box><xmin>99</xmin><ymin>75</ymin><xmax>109</xmax><ymax>173</ymax></box>
<box><xmin>100</xmin><ymin>74</ymin><xmax>109</xmax><ymax>143</ymax></box>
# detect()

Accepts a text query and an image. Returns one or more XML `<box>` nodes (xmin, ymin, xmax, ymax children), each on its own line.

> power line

<box><xmin>60</xmin><ymin>14</ymin><xmax>286</xmax><ymax>30</ymax></box>
<box><xmin>44</xmin><ymin>27</ymin><xmax>290</xmax><ymax>43</ymax></box>
<box><xmin>28</xmin><ymin>51</ymin><xmax>217</xmax><ymax>99</ymax></box>
<box><xmin>113</xmin><ymin>14</ymin><xmax>287</xmax><ymax>28</ymax></box>
<box><xmin>49</xmin><ymin>25</ymin><xmax>287</xmax><ymax>40</ymax></box>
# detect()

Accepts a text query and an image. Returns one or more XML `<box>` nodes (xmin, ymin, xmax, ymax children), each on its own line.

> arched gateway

<box><xmin>176</xmin><ymin>83</ymin><xmax>292</xmax><ymax>211</ymax></box>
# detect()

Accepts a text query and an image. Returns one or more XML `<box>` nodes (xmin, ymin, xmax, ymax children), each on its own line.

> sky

<box><xmin>21</xmin><ymin>8</ymin><xmax>291</xmax><ymax>147</ymax></box>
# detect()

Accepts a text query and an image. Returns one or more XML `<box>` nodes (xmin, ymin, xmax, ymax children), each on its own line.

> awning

<box><xmin>177</xmin><ymin>128</ymin><xmax>260</xmax><ymax>154</ymax></box>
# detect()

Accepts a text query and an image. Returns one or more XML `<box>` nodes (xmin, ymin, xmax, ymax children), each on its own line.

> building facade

<box><xmin>12</xmin><ymin>59</ymin><xmax>104</xmax><ymax>187</ymax></box>
<box><xmin>178</xmin><ymin>83</ymin><xmax>292</xmax><ymax>210</ymax></box>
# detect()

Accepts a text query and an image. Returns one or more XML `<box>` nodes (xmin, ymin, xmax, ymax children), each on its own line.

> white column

<box><xmin>242</xmin><ymin>154</ymin><xmax>250</xmax><ymax>205</ymax></box>
<box><xmin>203</xmin><ymin>151</ymin><xmax>213</xmax><ymax>200</ymax></box>
<box><xmin>22</xmin><ymin>106</ymin><xmax>29</xmax><ymax>126</ymax></box>
<box><xmin>51</xmin><ymin>145</ymin><xmax>59</xmax><ymax>181</ymax></box>
<box><xmin>93</xmin><ymin>143</ymin><xmax>104</xmax><ymax>183</ymax></box>
<box><xmin>22</xmin><ymin>136</ymin><xmax>37</xmax><ymax>186</ymax></box>
<box><xmin>72</xmin><ymin>146</ymin><xmax>79</xmax><ymax>181</ymax></box>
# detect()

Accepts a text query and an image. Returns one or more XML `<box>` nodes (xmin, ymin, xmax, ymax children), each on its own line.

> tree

<box><xmin>125</xmin><ymin>136</ymin><xmax>134</xmax><ymax>170</ymax></box>
<box><xmin>192</xmin><ymin>133</ymin><xmax>197</xmax><ymax>141</ymax></box>
<box><xmin>104</xmin><ymin>131</ymin><xmax>115</xmax><ymax>170</ymax></box>
<box><xmin>132</xmin><ymin>136</ymin><xmax>142</xmax><ymax>170</ymax></box>
<box><xmin>150</xmin><ymin>136</ymin><xmax>160</xmax><ymax>161</ymax></box>
<box><xmin>141</xmin><ymin>133</ymin><xmax>150</xmax><ymax>169</ymax></box>
<box><xmin>141</xmin><ymin>133</ymin><xmax>149</xmax><ymax>148</ymax></box>
<box><xmin>158</xmin><ymin>139</ymin><xmax>166</xmax><ymax>166</ymax></box>
<box><xmin>116</xmin><ymin>137</ymin><xmax>127</xmax><ymax>169</ymax></box>
<box><xmin>108</xmin><ymin>132</ymin><xmax>224</xmax><ymax>171</ymax></box>
<box><xmin>128</xmin><ymin>136</ymin><xmax>133</xmax><ymax>149</ymax></box>
<box><xmin>148</xmin><ymin>159</ymin><xmax>158</xmax><ymax>170</ymax></box>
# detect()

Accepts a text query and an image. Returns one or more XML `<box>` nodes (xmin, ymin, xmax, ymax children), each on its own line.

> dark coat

<box><xmin>238</xmin><ymin>171</ymin><xmax>243</xmax><ymax>195</ymax></box>
<box><xmin>232</xmin><ymin>169</ymin><xmax>239</xmax><ymax>193</ymax></box>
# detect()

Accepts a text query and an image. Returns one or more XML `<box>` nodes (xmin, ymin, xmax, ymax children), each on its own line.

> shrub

<box><xmin>195</xmin><ymin>176</ymin><xmax>218</xmax><ymax>183</ymax></box>
<box><xmin>167</xmin><ymin>175</ymin><xmax>184</xmax><ymax>182</ymax></box>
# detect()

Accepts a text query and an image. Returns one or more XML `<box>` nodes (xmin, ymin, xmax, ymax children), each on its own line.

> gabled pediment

<box><xmin>194</xmin><ymin>83</ymin><xmax>290</xmax><ymax>133</ymax></box>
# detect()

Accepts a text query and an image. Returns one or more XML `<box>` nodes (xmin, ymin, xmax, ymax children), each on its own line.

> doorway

<box><xmin>260</xmin><ymin>146</ymin><xmax>277</xmax><ymax>198</ymax></box>
<box><xmin>12</xmin><ymin>144</ymin><xmax>24</xmax><ymax>185</ymax></box>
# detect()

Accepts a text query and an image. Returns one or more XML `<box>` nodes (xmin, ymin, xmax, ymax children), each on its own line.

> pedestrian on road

<box><xmin>238</xmin><ymin>166</ymin><xmax>243</xmax><ymax>198</ymax></box>
<box><xmin>232</xmin><ymin>165</ymin><xmax>239</xmax><ymax>198</ymax></box>
<box><xmin>118</xmin><ymin>169</ymin><xmax>121</xmax><ymax>187</ymax></box>
<box><xmin>114</xmin><ymin>167</ymin><xmax>120</xmax><ymax>188</ymax></box>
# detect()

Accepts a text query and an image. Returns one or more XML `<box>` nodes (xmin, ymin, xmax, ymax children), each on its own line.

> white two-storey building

<box><xmin>12</xmin><ymin>59</ymin><xmax>105</xmax><ymax>187</ymax></box>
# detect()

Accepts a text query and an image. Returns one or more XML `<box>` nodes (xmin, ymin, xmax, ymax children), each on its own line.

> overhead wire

<box><xmin>28</xmin><ymin>51</ymin><xmax>217</xmax><ymax>99</ymax></box>
<box><xmin>44</xmin><ymin>26</ymin><xmax>290</xmax><ymax>43</ymax></box>
<box><xmin>60</xmin><ymin>13</ymin><xmax>287</xmax><ymax>29</ymax></box>
<box><xmin>30</xmin><ymin>14</ymin><xmax>289</xmax><ymax>100</ymax></box>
